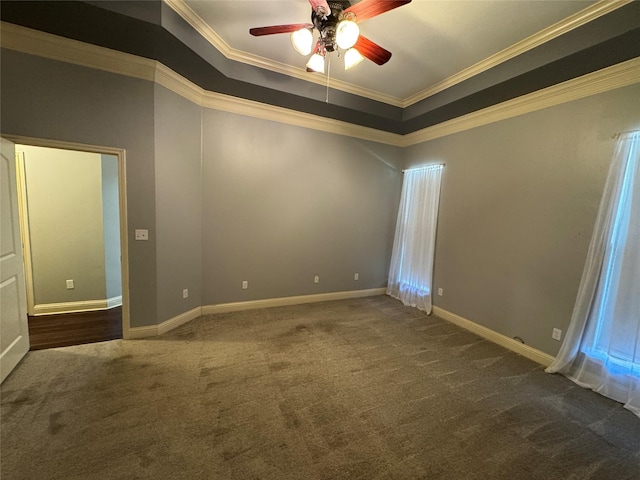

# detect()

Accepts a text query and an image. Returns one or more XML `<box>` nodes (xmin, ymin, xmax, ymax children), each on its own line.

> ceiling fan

<box><xmin>250</xmin><ymin>0</ymin><xmax>412</xmax><ymax>73</ymax></box>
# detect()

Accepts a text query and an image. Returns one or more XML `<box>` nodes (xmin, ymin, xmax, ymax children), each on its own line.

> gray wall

<box><xmin>201</xmin><ymin>110</ymin><xmax>403</xmax><ymax>304</ymax></box>
<box><xmin>4</xmin><ymin>44</ymin><xmax>638</xmax><ymax>357</ymax></box>
<box><xmin>101</xmin><ymin>154</ymin><xmax>122</xmax><ymax>301</ymax></box>
<box><xmin>0</xmin><ymin>48</ymin><xmax>402</xmax><ymax>327</ymax></box>
<box><xmin>154</xmin><ymin>85</ymin><xmax>203</xmax><ymax>322</ymax></box>
<box><xmin>1</xmin><ymin>50</ymin><xmax>157</xmax><ymax>327</ymax></box>
<box><xmin>21</xmin><ymin>146</ymin><xmax>106</xmax><ymax>305</ymax></box>
<box><xmin>404</xmin><ymin>83</ymin><xmax>640</xmax><ymax>356</ymax></box>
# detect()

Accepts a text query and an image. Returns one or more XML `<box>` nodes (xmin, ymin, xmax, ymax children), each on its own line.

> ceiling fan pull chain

<box><xmin>326</xmin><ymin>55</ymin><xmax>331</xmax><ymax>103</ymax></box>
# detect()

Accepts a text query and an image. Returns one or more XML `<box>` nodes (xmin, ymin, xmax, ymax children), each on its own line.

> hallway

<box><xmin>28</xmin><ymin>307</ymin><xmax>122</xmax><ymax>350</ymax></box>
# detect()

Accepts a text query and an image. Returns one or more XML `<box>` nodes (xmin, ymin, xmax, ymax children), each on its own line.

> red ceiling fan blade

<box><xmin>250</xmin><ymin>24</ymin><xmax>313</xmax><ymax>36</ymax></box>
<box><xmin>308</xmin><ymin>0</ymin><xmax>331</xmax><ymax>16</ymax></box>
<box><xmin>354</xmin><ymin>35</ymin><xmax>392</xmax><ymax>65</ymax></box>
<box><xmin>343</xmin><ymin>0</ymin><xmax>412</xmax><ymax>23</ymax></box>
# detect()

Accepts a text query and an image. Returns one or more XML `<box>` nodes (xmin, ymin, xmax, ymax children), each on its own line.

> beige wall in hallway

<box><xmin>19</xmin><ymin>145</ymin><xmax>106</xmax><ymax>306</ymax></box>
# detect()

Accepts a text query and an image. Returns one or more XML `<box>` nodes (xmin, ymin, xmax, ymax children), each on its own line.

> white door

<box><xmin>1</xmin><ymin>137</ymin><xmax>29</xmax><ymax>382</ymax></box>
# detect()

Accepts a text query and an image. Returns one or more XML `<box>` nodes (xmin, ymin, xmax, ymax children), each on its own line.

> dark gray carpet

<box><xmin>2</xmin><ymin>296</ymin><xmax>639</xmax><ymax>479</ymax></box>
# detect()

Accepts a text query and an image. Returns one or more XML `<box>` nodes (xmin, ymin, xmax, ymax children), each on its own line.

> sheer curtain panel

<box><xmin>546</xmin><ymin>131</ymin><xmax>640</xmax><ymax>417</ymax></box>
<box><xmin>387</xmin><ymin>165</ymin><xmax>443</xmax><ymax>313</ymax></box>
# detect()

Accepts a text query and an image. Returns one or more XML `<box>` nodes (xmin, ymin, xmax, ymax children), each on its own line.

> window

<box><xmin>387</xmin><ymin>164</ymin><xmax>443</xmax><ymax>314</ymax></box>
<box><xmin>547</xmin><ymin>131</ymin><xmax>639</xmax><ymax>417</ymax></box>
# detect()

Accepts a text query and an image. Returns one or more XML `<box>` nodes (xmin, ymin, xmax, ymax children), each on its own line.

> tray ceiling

<box><xmin>177</xmin><ymin>0</ymin><xmax>600</xmax><ymax>104</ymax></box>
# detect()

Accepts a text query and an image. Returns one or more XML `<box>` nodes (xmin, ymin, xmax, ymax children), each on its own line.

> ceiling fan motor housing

<box><xmin>312</xmin><ymin>1</ymin><xmax>352</xmax><ymax>52</ymax></box>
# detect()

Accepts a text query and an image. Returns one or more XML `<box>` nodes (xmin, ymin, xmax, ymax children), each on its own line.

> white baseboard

<box><xmin>128</xmin><ymin>306</ymin><xmax>202</xmax><ymax>339</ymax></box>
<box><xmin>126</xmin><ymin>324</ymin><xmax>158</xmax><ymax>340</ymax></box>
<box><xmin>107</xmin><ymin>295</ymin><xmax>123</xmax><ymax>309</ymax></box>
<box><xmin>122</xmin><ymin>293</ymin><xmax>555</xmax><ymax>369</ymax></box>
<box><xmin>127</xmin><ymin>288</ymin><xmax>386</xmax><ymax>338</ymax></box>
<box><xmin>432</xmin><ymin>306</ymin><xmax>555</xmax><ymax>367</ymax></box>
<box><xmin>32</xmin><ymin>298</ymin><xmax>122</xmax><ymax>316</ymax></box>
<box><xmin>158</xmin><ymin>307</ymin><xmax>202</xmax><ymax>335</ymax></box>
<box><xmin>201</xmin><ymin>288</ymin><xmax>387</xmax><ymax>315</ymax></box>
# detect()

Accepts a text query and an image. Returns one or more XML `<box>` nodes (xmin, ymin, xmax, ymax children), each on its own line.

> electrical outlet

<box><xmin>552</xmin><ymin>328</ymin><xmax>562</xmax><ymax>341</ymax></box>
<box><xmin>354</xmin><ymin>273</ymin><xmax>359</xmax><ymax>281</ymax></box>
<box><xmin>182</xmin><ymin>288</ymin><xmax>189</xmax><ymax>299</ymax></box>
<box><xmin>242</xmin><ymin>280</ymin><xmax>248</xmax><ymax>290</ymax></box>
<box><xmin>66</xmin><ymin>279</ymin><xmax>74</xmax><ymax>290</ymax></box>
<box><xmin>135</xmin><ymin>229</ymin><xmax>148</xmax><ymax>241</ymax></box>
<box><xmin>437</xmin><ymin>288</ymin><xmax>443</xmax><ymax>296</ymax></box>
<box><xmin>314</xmin><ymin>275</ymin><xmax>319</xmax><ymax>284</ymax></box>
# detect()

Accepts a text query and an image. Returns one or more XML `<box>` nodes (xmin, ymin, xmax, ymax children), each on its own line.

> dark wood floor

<box><xmin>28</xmin><ymin>307</ymin><xmax>123</xmax><ymax>350</ymax></box>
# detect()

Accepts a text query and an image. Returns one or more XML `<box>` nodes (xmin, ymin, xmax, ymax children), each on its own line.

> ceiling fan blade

<box><xmin>308</xmin><ymin>0</ymin><xmax>331</xmax><ymax>16</ymax></box>
<box><xmin>354</xmin><ymin>35</ymin><xmax>392</xmax><ymax>65</ymax></box>
<box><xmin>250</xmin><ymin>24</ymin><xmax>313</xmax><ymax>36</ymax></box>
<box><xmin>343</xmin><ymin>0</ymin><xmax>412</xmax><ymax>23</ymax></box>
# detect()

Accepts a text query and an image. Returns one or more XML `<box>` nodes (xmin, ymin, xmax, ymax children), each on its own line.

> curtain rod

<box><xmin>402</xmin><ymin>163</ymin><xmax>445</xmax><ymax>173</ymax></box>
<box><xmin>612</xmin><ymin>129</ymin><xmax>639</xmax><ymax>139</ymax></box>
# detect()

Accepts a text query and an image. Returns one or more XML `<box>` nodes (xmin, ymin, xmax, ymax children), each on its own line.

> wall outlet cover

<box><xmin>135</xmin><ymin>229</ymin><xmax>148</xmax><ymax>240</ymax></box>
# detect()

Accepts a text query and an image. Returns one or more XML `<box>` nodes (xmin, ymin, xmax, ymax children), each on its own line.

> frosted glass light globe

<box><xmin>344</xmin><ymin>48</ymin><xmax>364</xmax><ymax>70</ymax></box>
<box><xmin>291</xmin><ymin>28</ymin><xmax>313</xmax><ymax>56</ymax></box>
<box><xmin>306</xmin><ymin>53</ymin><xmax>325</xmax><ymax>73</ymax></box>
<box><xmin>336</xmin><ymin>20</ymin><xmax>359</xmax><ymax>50</ymax></box>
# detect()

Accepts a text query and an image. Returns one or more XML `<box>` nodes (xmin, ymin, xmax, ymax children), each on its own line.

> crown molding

<box><xmin>403</xmin><ymin>0</ymin><xmax>634</xmax><ymax>107</ymax></box>
<box><xmin>2</xmin><ymin>22</ymin><xmax>639</xmax><ymax>148</ymax></box>
<box><xmin>163</xmin><ymin>0</ymin><xmax>404</xmax><ymax>107</ymax></box>
<box><xmin>154</xmin><ymin>62</ymin><xmax>204</xmax><ymax>106</ymax></box>
<box><xmin>163</xmin><ymin>0</ymin><xmax>632</xmax><ymax>109</ymax></box>
<box><xmin>203</xmin><ymin>88</ymin><xmax>404</xmax><ymax>146</ymax></box>
<box><xmin>153</xmin><ymin>62</ymin><xmax>404</xmax><ymax>145</ymax></box>
<box><xmin>402</xmin><ymin>56</ymin><xmax>640</xmax><ymax>146</ymax></box>
<box><xmin>0</xmin><ymin>21</ymin><xmax>156</xmax><ymax>81</ymax></box>
<box><xmin>0</xmin><ymin>22</ymin><xmax>403</xmax><ymax>145</ymax></box>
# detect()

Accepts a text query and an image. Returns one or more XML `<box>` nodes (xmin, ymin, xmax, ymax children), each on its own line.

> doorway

<box><xmin>12</xmin><ymin>139</ymin><xmax>129</xmax><ymax>349</ymax></box>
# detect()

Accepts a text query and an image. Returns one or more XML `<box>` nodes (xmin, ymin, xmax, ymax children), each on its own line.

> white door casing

<box><xmin>1</xmin><ymin>137</ymin><xmax>30</xmax><ymax>382</ymax></box>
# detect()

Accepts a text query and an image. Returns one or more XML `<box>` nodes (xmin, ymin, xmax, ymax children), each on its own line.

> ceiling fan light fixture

<box><xmin>344</xmin><ymin>48</ymin><xmax>364</xmax><ymax>70</ymax></box>
<box><xmin>291</xmin><ymin>27</ymin><xmax>313</xmax><ymax>55</ymax></box>
<box><xmin>306</xmin><ymin>52</ymin><xmax>325</xmax><ymax>73</ymax></box>
<box><xmin>335</xmin><ymin>20</ymin><xmax>360</xmax><ymax>50</ymax></box>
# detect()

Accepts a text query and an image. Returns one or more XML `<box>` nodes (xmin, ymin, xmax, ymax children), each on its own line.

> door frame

<box><xmin>3</xmin><ymin>135</ymin><xmax>131</xmax><ymax>339</ymax></box>
<box><xmin>15</xmin><ymin>150</ymin><xmax>36</xmax><ymax>316</ymax></box>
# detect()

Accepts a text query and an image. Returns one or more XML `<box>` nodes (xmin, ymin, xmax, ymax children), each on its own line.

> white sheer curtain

<box><xmin>546</xmin><ymin>131</ymin><xmax>640</xmax><ymax>417</ymax></box>
<box><xmin>387</xmin><ymin>165</ymin><xmax>443</xmax><ymax>314</ymax></box>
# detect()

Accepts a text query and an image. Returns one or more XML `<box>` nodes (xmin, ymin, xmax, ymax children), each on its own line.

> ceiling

<box><xmin>178</xmin><ymin>0</ymin><xmax>598</xmax><ymax>104</ymax></box>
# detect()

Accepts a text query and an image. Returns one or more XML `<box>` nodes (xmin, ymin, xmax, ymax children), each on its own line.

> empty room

<box><xmin>1</xmin><ymin>1</ymin><xmax>639</xmax><ymax>479</ymax></box>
